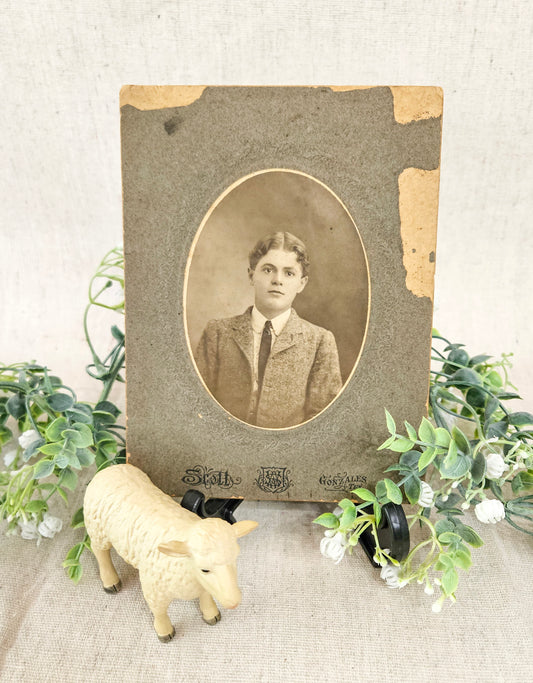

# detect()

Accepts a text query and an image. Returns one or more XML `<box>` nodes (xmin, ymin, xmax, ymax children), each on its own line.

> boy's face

<box><xmin>248</xmin><ymin>248</ymin><xmax>308</xmax><ymax>318</ymax></box>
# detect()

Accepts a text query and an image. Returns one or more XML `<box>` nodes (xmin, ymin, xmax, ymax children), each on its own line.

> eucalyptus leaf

<box><xmin>45</xmin><ymin>417</ymin><xmax>69</xmax><ymax>442</ymax></box>
<box><xmin>385</xmin><ymin>409</ymin><xmax>396</xmax><ymax>435</ymax></box>
<box><xmin>418</xmin><ymin>417</ymin><xmax>436</xmax><ymax>444</ymax></box>
<box><xmin>451</xmin><ymin>367</ymin><xmax>482</xmax><ymax>387</ymax></box>
<box><xmin>53</xmin><ymin>453</ymin><xmax>70</xmax><ymax>469</ymax></box>
<box><xmin>23</xmin><ymin>437</ymin><xmax>46</xmax><ymax>461</ymax></box>
<box><xmin>451</xmin><ymin>426</ymin><xmax>471</xmax><ymax>455</ymax></box>
<box><xmin>434</xmin><ymin>428</ymin><xmax>451</xmax><ymax>448</ymax></box>
<box><xmin>453</xmin><ymin>549</ymin><xmax>472</xmax><ymax>570</ymax></box>
<box><xmin>435</xmin><ymin>519</ymin><xmax>455</xmax><ymax>535</ymax></box>
<box><xmin>62</xmin><ymin>423</ymin><xmax>94</xmax><ymax>448</ymax></box>
<box><xmin>455</xmin><ymin>524</ymin><xmax>484</xmax><ymax>548</ymax></box>
<box><xmin>384</xmin><ymin>479</ymin><xmax>402</xmax><ymax>504</ymax></box>
<box><xmin>38</xmin><ymin>442</ymin><xmax>64</xmax><ymax>456</ymax></box>
<box><xmin>441</xmin><ymin>568</ymin><xmax>459</xmax><ymax>596</ymax></box>
<box><xmin>403</xmin><ymin>475</ymin><xmax>421</xmax><ymax>504</ymax></box>
<box><xmin>47</xmin><ymin>392</ymin><xmax>74</xmax><ymax>412</ymax></box>
<box><xmin>339</xmin><ymin>506</ymin><xmax>357</xmax><ymax>529</ymax></box>
<box><xmin>471</xmin><ymin>451</ymin><xmax>486</xmax><ymax>485</ymax></box>
<box><xmin>484</xmin><ymin>397</ymin><xmax>500</xmax><ymax>423</ymax></box>
<box><xmin>59</xmin><ymin>468</ymin><xmax>78</xmax><ymax>491</ymax></box>
<box><xmin>418</xmin><ymin>447</ymin><xmax>437</xmax><ymax>471</ymax></box>
<box><xmin>404</xmin><ymin>421</ymin><xmax>418</xmax><ymax>442</ymax></box>
<box><xmin>76</xmin><ymin>448</ymin><xmax>96</xmax><ymax>467</ymax></box>
<box><xmin>438</xmin><ymin>453</ymin><xmax>471</xmax><ymax>480</ymax></box>
<box><xmin>71</xmin><ymin>507</ymin><xmax>85</xmax><ymax>529</ymax></box>
<box><xmin>25</xmin><ymin>499</ymin><xmax>48</xmax><ymax>514</ymax></box>
<box><xmin>508</xmin><ymin>412</ymin><xmax>533</xmax><ymax>427</ymax></box>
<box><xmin>313</xmin><ymin>513</ymin><xmax>340</xmax><ymax>529</ymax></box>
<box><xmin>399</xmin><ymin>450</ymin><xmax>421</xmax><ymax>470</ymax></box>
<box><xmin>352</xmin><ymin>488</ymin><xmax>377</xmax><ymax>503</ymax></box>
<box><xmin>486</xmin><ymin>421</ymin><xmax>508</xmax><ymax>439</ymax></box>
<box><xmin>33</xmin><ymin>459</ymin><xmax>55</xmax><ymax>480</ymax></box>
<box><xmin>6</xmin><ymin>393</ymin><xmax>26</xmax><ymax>419</ymax></box>
<box><xmin>389</xmin><ymin>438</ymin><xmax>415</xmax><ymax>453</ymax></box>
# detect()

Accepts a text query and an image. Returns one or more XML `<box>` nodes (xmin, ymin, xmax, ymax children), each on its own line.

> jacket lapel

<box><xmin>229</xmin><ymin>308</ymin><xmax>254</xmax><ymax>369</ymax></box>
<box><xmin>271</xmin><ymin>309</ymin><xmax>303</xmax><ymax>356</ymax></box>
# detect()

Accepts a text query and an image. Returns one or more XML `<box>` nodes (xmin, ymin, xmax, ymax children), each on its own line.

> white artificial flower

<box><xmin>484</xmin><ymin>452</ymin><xmax>509</xmax><ymax>480</ymax></box>
<box><xmin>431</xmin><ymin>600</ymin><xmax>443</xmax><ymax>613</ymax></box>
<box><xmin>18</xmin><ymin>517</ymin><xmax>40</xmax><ymax>540</ymax></box>
<box><xmin>424</xmin><ymin>583</ymin><xmax>435</xmax><ymax>596</ymax></box>
<box><xmin>461</xmin><ymin>502</ymin><xmax>470</xmax><ymax>510</ymax></box>
<box><xmin>380</xmin><ymin>564</ymin><xmax>407</xmax><ymax>589</ymax></box>
<box><xmin>18</xmin><ymin>429</ymin><xmax>40</xmax><ymax>450</ymax></box>
<box><xmin>475</xmin><ymin>498</ymin><xmax>505</xmax><ymax>524</ymax></box>
<box><xmin>320</xmin><ymin>530</ymin><xmax>347</xmax><ymax>564</ymax></box>
<box><xmin>3</xmin><ymin>449</ymin><xmax>17</xmax><ymax>467</ymax></box>
<box><xmin>37</xmin><ymin>513</ymin><xmax>63</xmax><ymax>539</ymax></box>
<box><xmin>418</xmin><ymin>481</ymin><xmax>434</xmax><ymax>508</ymax></box>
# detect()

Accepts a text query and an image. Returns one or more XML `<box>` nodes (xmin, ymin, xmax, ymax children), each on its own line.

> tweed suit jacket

<box><xmin>194</xmin><ymin>307</ymin><xmax>342</xmax><ymax>428</ymax></box>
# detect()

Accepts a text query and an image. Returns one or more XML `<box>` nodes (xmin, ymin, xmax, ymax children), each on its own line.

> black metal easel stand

<box><xmin>180</xmin><ymin>492</ymin><xmax>410</xmax><ymax>566</ymax></box>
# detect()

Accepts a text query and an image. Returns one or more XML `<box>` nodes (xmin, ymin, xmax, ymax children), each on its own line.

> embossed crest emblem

<box><xmin>255</xmin><ymin>467</ymin><xmax>293</xmax><ymax>494</ymax></box>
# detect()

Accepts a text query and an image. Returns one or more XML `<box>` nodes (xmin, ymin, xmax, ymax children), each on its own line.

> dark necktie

<box><xmin>257</xmin><ymin>320</ymin><xmax>272</xmax><ymax>392</ymax></box>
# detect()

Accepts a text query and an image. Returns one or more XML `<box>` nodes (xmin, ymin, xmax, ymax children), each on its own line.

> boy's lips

<box><xmin>268</xmin><ymin>289</ymin><xmax>284</xmax><ymax>295</ymax></box>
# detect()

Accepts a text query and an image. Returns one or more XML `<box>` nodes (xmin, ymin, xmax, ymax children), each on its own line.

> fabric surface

<box><xmin>0</xmin><ymin>480</ymin><xmax>531</xmax><ymax>682</ymax></box>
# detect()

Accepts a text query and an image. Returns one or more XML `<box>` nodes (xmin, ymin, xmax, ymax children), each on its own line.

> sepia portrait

<box><xmin>184</xmin><ymin>169</ymin><xmax>369</xmax><ymax>429</ymax></box>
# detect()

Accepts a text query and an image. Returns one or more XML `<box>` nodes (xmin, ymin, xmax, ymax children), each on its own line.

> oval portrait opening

<box><xmin>184</xmin><ymin>169</ymin><xmax>370</xmax><ymax>430</ymax></box>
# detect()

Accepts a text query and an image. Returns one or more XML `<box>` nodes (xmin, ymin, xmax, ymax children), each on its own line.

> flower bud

<box><xmin>474</xmin><ymin>498</ymin><xmax>505</xmax><ymax>524</ymax></box>
<box><xmin>417</xmin><ymin>481</ymin><xmax>434</xmax><ymax>508</ymax></box>
<box><xmin>485</xmin><ymin>452</ymin><xmax>509</xmax><ymax>480</ymax></box>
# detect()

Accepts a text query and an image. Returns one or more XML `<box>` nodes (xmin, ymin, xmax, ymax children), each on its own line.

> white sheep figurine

<box><xmin>84</xmin><ymin>463</ymin><xmax>258</xmax><ymax>641</ymax></box>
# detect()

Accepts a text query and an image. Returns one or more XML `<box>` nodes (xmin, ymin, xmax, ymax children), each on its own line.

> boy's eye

<box><xmin>201</xmin><ymin>569</ymin><xmax>210</xmax><ymax>573</ymax></box>
<box><xmin>286</xmin><ymin>271</ymin><xmax>295</xmax><ymax>277</ymax></box>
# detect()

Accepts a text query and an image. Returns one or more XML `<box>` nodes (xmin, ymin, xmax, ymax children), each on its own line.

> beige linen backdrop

<box><xmin>2</xmin><ymin>2</ymin><xmax>533</xmax><ymax>682</ymax></box>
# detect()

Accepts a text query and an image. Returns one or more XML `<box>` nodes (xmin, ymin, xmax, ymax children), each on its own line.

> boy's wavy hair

<box><xmin>248</xmin><ymin>231</ymin><xmax>310</xmax><ymax>277</ymax></box>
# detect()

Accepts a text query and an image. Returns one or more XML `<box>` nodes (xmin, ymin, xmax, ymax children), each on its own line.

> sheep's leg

<box><xmin>92</xmin><ymin>547</ymin><xmax>122</xmax><ymax>593</ymax></box>
<box><xmin>199</xmin><ymin>591</ymin><xmax>221</xmax><ymax>625</ymax></box>
<box><xmin>140</xmin><ymin>578</ymin><xmax>175</xmax><ymax>642</ymax></box>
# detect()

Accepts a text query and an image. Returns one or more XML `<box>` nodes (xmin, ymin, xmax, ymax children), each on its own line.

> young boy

<box><xmin>194</xmin><ymin>231</ymin><xmax>342</xmax><ymax>428</ymax></box>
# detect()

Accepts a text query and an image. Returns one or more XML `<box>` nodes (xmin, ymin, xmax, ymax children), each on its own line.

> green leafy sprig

<box><xmin>0</xmin><ymin>247</ymin><xmax>126</xmax><ymax>583</ymax></box>
<box><xmin>314</xmin><ymin>333</ymin><xmax>533</xmax><ymax>610</ymax></box>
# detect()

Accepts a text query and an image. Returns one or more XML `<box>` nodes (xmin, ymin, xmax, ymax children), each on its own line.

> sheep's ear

<box><xmin>232</xmin><ymin>520</ymin><xmax>258</xmax><ymax>538</ymax></box>
<box><xmin>158</xmin><ymin>541</ymin><xmax>190</xmax><ymax>557</ymax></box>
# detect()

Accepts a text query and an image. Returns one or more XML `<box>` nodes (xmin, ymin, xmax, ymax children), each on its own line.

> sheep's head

<box><xmin>158</xmin><ymin>518</ymin><xmax>258</xmax><ymax>608</ymax></box>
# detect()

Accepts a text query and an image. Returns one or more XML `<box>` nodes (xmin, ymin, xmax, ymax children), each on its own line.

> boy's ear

<box><xmin>297</xmin><ymin>275</ymin><xmax>308</xmax><ymax>294</ymax></box>
<box><xmin>248</xmin><ymin>267</ymin><xmax>254</xmax><ymax>282</ymax></box>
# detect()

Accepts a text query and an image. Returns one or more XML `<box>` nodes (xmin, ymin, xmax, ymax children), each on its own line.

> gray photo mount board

<box><xmin>121</xmin><ymin>85</ymin><xmax>443</xmax><ymax>502</ymax></box>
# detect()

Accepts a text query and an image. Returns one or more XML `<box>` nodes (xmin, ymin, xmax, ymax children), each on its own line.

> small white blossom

<box><xmin>451</xmin><ymin>481</ymin><xmax>460</xmax><ymax>489</ymax></box>
<box><xmin>461</xmin><ymin>502</ymin><xmax>470</xmax><ymax>510</ymax></box>
<box><xmin>37</xmin><ymin>513</ymin><xmax>63</xmax><ymax>538</ymax></box>
<box><xmin>475</xmin><ymin>499</ymin><xmax>505</xmax><ymax>524</ymax></box>
<box><xmin>432</xmin><ymin>600</ymin><xmax>443</xmax><ymax>613</ymax></box>
<box><xmin>484</xmin><ymin>452</ymin><xmax>509</xmax><ymax>480</ymax></box>
<box><xmin>18</xmin><ymin>517</ymin><xmax>40</xmax><ymax>540</ymax></box>
<box><xmin>3</xmin><ymin>449</ymin><xmax>17</xmax><ymax>467</ymax></box>
<box><xmin>320</xmin><ymin>530</ymin><xmax>347</xmax><ymax>564</ymax></box>
<box><xmin>18</xmin><ymin>429</ymin><xmax>40</xmax><ymax>450</ymax></box>
<box><xmin>441</xmin><ymin>495</ymin><xmax>449</xmax><ymax>502</ymax></box>
<box><xmin>424</xmin><ymin>583</ymin><xmax>434</xmax><ymax>596</ymax></box>
<box><xmin>380</xmin><ymin>564</ymin><xmax>407</xmax><ymax>589</ymax></box>
<box><xmin>417</xmin><ymin>481</ymin><xmax>434</xmax><ymax>508</ymax></box>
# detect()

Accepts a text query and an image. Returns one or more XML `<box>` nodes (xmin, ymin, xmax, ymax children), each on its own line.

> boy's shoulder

<box><xmin>289</xmin><ymin>310</ymin><xmax>334</xmax><ymax>341</ymax></box>
<box><xmin>202</xmin><ymin>308</ymin><xmax>253</xmax><ymax>334</ymax></box>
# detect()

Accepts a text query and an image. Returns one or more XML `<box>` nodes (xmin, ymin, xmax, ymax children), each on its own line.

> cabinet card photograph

<box><xmin>121</xmin><ymin>85</ymin><xmax>443</xmax><ymax>501</ymax></box>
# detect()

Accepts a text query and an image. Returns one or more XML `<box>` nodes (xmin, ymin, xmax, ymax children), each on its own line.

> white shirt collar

<box><xmin>251</xmin><ymin>306</ymin><xmax>292</xmax><ymax>337</ymax></box>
